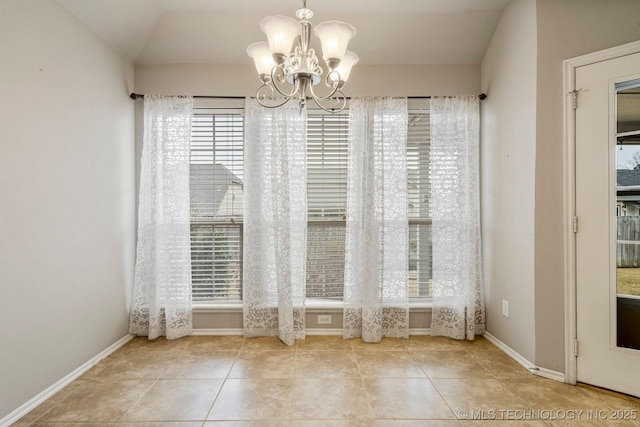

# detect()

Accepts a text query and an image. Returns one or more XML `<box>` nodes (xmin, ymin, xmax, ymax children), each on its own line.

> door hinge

<box><xmin>570</xmin><ymin>89</ymin><xmax>582</xmax><ymax>110</ymax></box>
<box><xmin>574</xmin><ymin>339</ymin><xmax>579</xmax><ymax>357</ymax></box>
<box><xmin>573</xmin><ymin>216</ymin><xmax>578</xmax><ymax>233</ymax></box>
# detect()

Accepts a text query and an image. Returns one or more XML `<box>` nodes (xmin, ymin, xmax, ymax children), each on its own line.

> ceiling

<box><xmin>58</xmin><ymin>0</ymin><xmax>511</xmax><ymax>66</ymax></box>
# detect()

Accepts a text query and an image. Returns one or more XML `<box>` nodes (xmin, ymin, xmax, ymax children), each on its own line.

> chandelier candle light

<box><xmin>246</xmin><ymin>0</ymin><xmax>358</xmax><ymax>113</ymax></box>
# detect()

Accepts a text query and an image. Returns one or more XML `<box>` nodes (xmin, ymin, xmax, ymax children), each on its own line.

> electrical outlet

<box><xmin>502</xmin><ymin>299</ymin><xmax>510</xmax><ymax>317</ymax></box>
<box><xmin>317</xmin><ymin>314</ymin><xmax>332</xmax><ymax>325</ymax></box>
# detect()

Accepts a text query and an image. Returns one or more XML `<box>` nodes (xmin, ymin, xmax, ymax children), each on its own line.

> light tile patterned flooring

<box><xmin>14</xmin><ymin>335</ymin><xmax>640</xmax><ymax>426</ymax></box>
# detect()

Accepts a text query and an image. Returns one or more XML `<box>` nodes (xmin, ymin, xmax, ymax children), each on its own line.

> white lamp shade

<box><xmin>330</xmin><ymin>50</ymin><xmax>359</xmax><ymax>83</ymax></box>
<box><xmin>246</xmin><ymin>41</ymin><xmax>275</xmax><ymax>75</ymax></box>
<box><xmin>313</xmin><ymin>20</ymin><xmax>356</xmax><ymax>63</ymax></box>
<box><xmin>260</xmin><ymin>15</ymin><xmax>301</xmax><ymax>56</ymax></box>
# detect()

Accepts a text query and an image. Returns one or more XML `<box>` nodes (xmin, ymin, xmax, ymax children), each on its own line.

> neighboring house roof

<box><xmin>617</xmin><ymin>168</ymin><xmax>640</xmax><ymax>187</ymax></box>
<box><xmin>190</xmin><ymin>164</ymin><xmax>242</xmax><ymax>217</ymax></box>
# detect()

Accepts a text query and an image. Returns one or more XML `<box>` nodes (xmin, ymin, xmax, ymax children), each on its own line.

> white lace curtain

<box><xmin>129</xmin><ymin>95</ymin><xmax>194</xmax><ymax>340</ymax></box>
<box><xmin>243</xmin><ymin>99</ymin><xmax>307</xmax><ymax>346</ymax></box>
<box><xmin>430</xmin><ymin>95</ymin><xmax>485</xmax><ymax>340</ymax></box>
<box><xmin>343</xmin><ymin>97</ymin><xmax>409</xmax><ymax>342</ymax></box>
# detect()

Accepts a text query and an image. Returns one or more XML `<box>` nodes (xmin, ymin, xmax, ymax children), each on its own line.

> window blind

<box><xmin>190</xmin><ymin>111</ymin><xmax>244</xmax><ymax>301</ymax></box>
<box><xmin>306</xmin><ymin>112</ymin><xmax>348</xmax><ymax>299</ymax></box>
<box><xmin>190</xmin><ymin>113</ymin><xmax>244</xmax><ymax>220</ymax></box>
<box><xmin>407</xmin><ymin>111</ymin><xmax>432</xmax><ymax>298</ymax></box>
<box><xmin>187</xmin><ymin>106</ymin><xmax>433</xmax><ymax>301</ymax></box>
<box><xmin>307</xmin><ymin>113</ymin><xmax>349</xmax><ymax>219</ymax></box>
<box><xmin>191</xmin><ymin>223</ymin><xmax>242</xmax><ymax>300</ymax></box>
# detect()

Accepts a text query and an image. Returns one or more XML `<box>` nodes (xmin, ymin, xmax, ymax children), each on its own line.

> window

<box><xmin>189</xmin><ymin>103</ymin><xmax>432</xmax><ymax>301</ymax></box>
<box><xmin>190</xmin><ymin>109</ymin><xmax>244</xmax><ymax>301</ymax></box>
<box><xmin>306</xmin><ymin>112</ymin><xmax>349</xmax><ymax>300</ymax></box>
<box><xmin>305</xmin><ymin>109</ymin><xmax>433</xmax><ymax>300</ymax></box>
<box><xmin>407</xmin><ymin>110</ymin><xmax>432</xmax><ymax>298</ymax></box>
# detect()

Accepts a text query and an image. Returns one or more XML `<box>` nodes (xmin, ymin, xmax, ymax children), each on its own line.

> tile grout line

<box><xmin>201</xmin><ymin>341</ymin><xmax>243</xmax><ymax>422</ymax></box>
<box><xmin>288</xmin><ymin>346</ymin><xmax>299</xmax><ymax>422</ymax></box>
<box><xmin>351</xmin><ymin>343</ymin><xmax>376</xmax><ymax>421</ymax></box>
<box><xmin>17</xmin><ymin>378</ymin><xmax>89</xmax><ymax>425</ymax></box>
<box><xmin>425</xmin><ymin>375</ymin><xmax>461</xmax><ymax>422</ymax></box>
<box><xmin>117</xmin><ymin>376</ymin><xmax>161</xmax><ymax>424</ymax></box>
<box><xmin>409</xmin><ymin>339</ymin><xmax>465</xmax><ymax>423</ymax></box>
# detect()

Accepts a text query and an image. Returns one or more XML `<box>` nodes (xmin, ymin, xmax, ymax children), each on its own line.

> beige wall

<box><xmin>481</xmin><ymin>0</ymin><xmax>538</xmax><ymax>362</ymax></box>
<box><xmin>480</xmin><ymin>0</ymin><xmax>640</xmax><ymax>374</ymax></box>
<box><xmin>192</xmin><ymin>308</ymin><xmax>434</xmax><ymax>332</ymax></box>
<box><xmin>534</xmin><ymin>0</ymin><xmax>640</xmax><ymax>372</ymax></box>
<box><xmin>134</xmin><ymin>63</ymin><xmax>481</xmax><ymax>98</ymax></box>
<box><xmin>0</xmin><ymin>0</ymin><xmax>135</xmax><ymax>419</ymax></box>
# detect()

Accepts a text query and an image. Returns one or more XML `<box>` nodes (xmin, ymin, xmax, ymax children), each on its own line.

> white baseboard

<box><xmin>192</xmin><ymin>328</ymin><xmax>432</xmax><ymax>336</ymax></box>
<box><xmin>535</xmin><ymin>366</ymin><xmax>566</xmax><ymax>382</ymax></box>
<box><xmin>305</xmin><ymin>328</ymin><xmax>432</xmax><ymax>336</ymax></box>
<box><xmin>190</xmin><ymin>329</ymin><xmax>346</xmax><ymax>337</ymax></box>
<box><xmin>306</xmin><ymin>328</ymin><xmax>343</xmax><ymax>336</ymax></box>
<box><xmin>191</xmin><ymin>329</ymin><xmax>345</xmax><ymax>338</ymax></box>
<box><xmin>483</xmin><ymin>332</ymin><xmax>566</xmax><ymax>383</ymax></box>
<box><xmin>191</xmin><ymin>328</ymin><xmax>243</xmax><ymax>336</ymax></box>
<box><xmin>0</xmin><ymin>334</ymin><xmax>134</xmax><ymax>427</ymax></box>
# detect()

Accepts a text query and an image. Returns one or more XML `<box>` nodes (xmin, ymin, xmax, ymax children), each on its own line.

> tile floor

<box><xmin>13</xmin><ymin>335</ymin><xmax>640</xmax><ymax>426</ymax></box>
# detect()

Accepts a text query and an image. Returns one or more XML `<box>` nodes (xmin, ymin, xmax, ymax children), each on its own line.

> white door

<box><xmin>575</xmin><ymin>51</ymin><xmax>640</xmax><ymax>397</ymax></box>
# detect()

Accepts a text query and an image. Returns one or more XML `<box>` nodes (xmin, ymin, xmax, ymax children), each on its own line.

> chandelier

<box><xmin>246</xmin><ymin>0</ymin><xmax>358</xmax><ymax>113</ymax></box>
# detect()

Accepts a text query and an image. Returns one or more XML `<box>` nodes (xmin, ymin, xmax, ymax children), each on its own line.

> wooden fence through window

<box><xmin>617</xmin><ymin>216</ymin><xmax>640</xmax><ymax>267</ymax></box>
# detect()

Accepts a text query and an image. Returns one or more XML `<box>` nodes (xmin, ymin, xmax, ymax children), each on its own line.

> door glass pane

<box><xmin>615</xmin><ymin>80</ymin><xmax>640</xmax><ymax>350</ymax></box>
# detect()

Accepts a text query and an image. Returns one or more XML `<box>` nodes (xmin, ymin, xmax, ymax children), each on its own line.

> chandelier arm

<box><xmin>269</xmin><ymin>66</ymin><xmax>301</xmax><ymax>99</ymax></box>
<box><xmin>255</xmin><ymin>95</ymin><xmax>293</xmax><ymax>109</ymax></box>
<box><xmin>309</xmin><ymin>90</ymin><xmax>348</xmax><ymax>113</ymax></box>
<box><xmin>307</xmin><ymin>79</ymin><xmax>341</xmax><ymax>102</ymax></box>
<box><xmin>255</xmin><ymin>84</ymin><xmax>294</xmax><ymax>108</ymax></box>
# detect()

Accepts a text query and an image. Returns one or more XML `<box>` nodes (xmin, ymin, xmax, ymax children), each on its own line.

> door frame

<box><xmin>563</xmin><ymin>40</ymin><xmax>640</xmax><ymax>385</ymax></box>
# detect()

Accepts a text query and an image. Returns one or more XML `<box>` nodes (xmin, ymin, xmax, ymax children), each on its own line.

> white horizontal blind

<box><xmin>407</xmin><ymin>110</ymin><xmax>432</xmax><ymax>298</ymax></box>
<box><xmin>190</xmin><ymin>110</ymin><xmax>244</xmax><ymax>301</ymax></box>
<box><xmin>307</xmin><ymin>113</ymin><xmax>349</xmax><ymax>219</ymax></box>
<box><xmin>191</xmin><ymin>223</ymin><xmax>242</xmax><ymax>300</ymax></box>
<box><xmin>306</xmin><ymin>112</ymin><xmax>348</xmax><ymax>299</ymax></box>
<box><xmin>307</xmin><ymin>223</ymin><xmax>346</xmax><ymax>299</ymax></box>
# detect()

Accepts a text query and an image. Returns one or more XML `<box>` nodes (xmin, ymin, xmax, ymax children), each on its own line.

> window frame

<box><xmin>189</xmin><ymin>104</ymin><xmax>245</xmax><ymax>302</ymax></box>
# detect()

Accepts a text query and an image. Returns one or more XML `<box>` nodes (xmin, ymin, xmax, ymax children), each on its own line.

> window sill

<box><xmin>193</xmin><ymin>302</ymin><xmax>243</xmax><ymax>313</ymax></box>
<box><xmin>192</xmin><ymin>299</ymin><xmax>432</xmax><ymax>313</ymax></box>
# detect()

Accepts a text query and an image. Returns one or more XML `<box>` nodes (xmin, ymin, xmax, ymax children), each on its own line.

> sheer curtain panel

<box><xmin>243</xmin><ymin>99</ymin><xmax>308</xmax><ymax>346</ymax></box>
<box><xmin>129</xmin><ymin>95</ymin><xmax>194</xmax><ymax>340</ymax></box>
<box><xmin>430</xmin><ymin>95</ymin><xmax>485</xmax><ymax>340</ymax></box>
<box><xmin>343</xmin><ymin>97</ymin><xmax>409</xmax><ymax>342</ymax></box>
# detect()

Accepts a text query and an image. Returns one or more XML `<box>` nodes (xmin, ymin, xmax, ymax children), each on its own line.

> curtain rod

<box><xmin>129</xmin><ymin>93</ymin><xmax>487</xmax><ymax>101</ymax></box>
